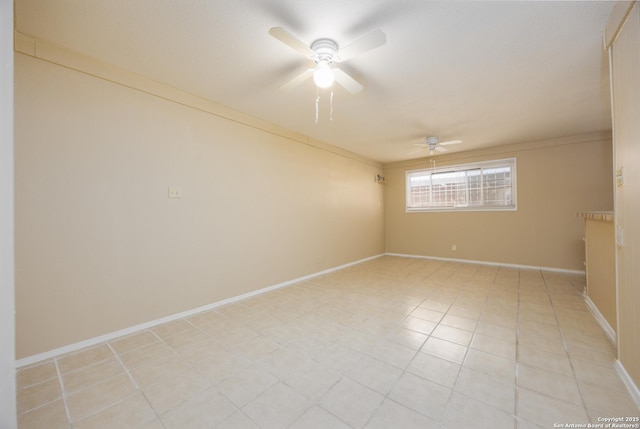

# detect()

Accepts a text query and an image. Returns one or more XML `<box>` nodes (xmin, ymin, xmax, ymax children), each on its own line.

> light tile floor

<box><xmin>16</xmin><ymin>256</ymin><xmax>640</xmax><ymax>429</ymax></box>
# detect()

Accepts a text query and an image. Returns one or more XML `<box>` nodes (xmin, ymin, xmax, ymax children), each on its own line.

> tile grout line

<box><xmin>102</xmin><ymin>341</ymin><xmax>167</xmax><ymax>427</ymax></box>
<box><xmin>437</xmin><ymin>278</ymin><xmax>479</xmax><ymax>429</ymax></box>
<box><xmin>52</xmin><ymin>358</ymin><xmax>72</xmax><ymax>426</ymax></box>
<box><xmin>105</xmin><ymin>342</ymin><xmax>140</xmax><ymax>391</ymax></box>
<box><xmin>180</xmin><ymin>317</ymin><xmax>275</xmax><ymax>429</ymax></box>
<box><xmin>380</xmin><ymin>265</ymin><xmax>493</xmax><ymax>427</ymax></box>
<box><xmin>49</xmin><ymin>344</ymin><xmax>162</xmax><ymax>426</ymax></box>
<box><xmin>15</xmin><ymin>365</ymin><xmax>68</xmax><ymax>418</ymax></box>
<box><xmin>541</xmin><ymin>270</ymin><xmax>593</xmax><ymax>420</ymax></box>
<box><xmin>358</xmin><ymin>262</ymin><xmax>445</xmax><ymax>429</ymax></box>
<box><xmin>479</xmin><ymin>267</ymin><xmax>516</xmax><ymax>425</ymax></box>
<box><xmin>514</xmin><ymin>267</ymin><xmax>523</xmax><ymax>429</ymax></box>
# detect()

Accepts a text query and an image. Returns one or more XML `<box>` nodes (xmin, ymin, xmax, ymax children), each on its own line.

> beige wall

<box><xmin>608</xmin><ymin>0</ymin><xmax>640</xmax><ymax>396</ymax></box>
<box><xmin>384</xmin><ymin>134</ymin><xmax>613</xmax><ymax>271</ymax></box>
<box><xmin>14</xmin><ymin>47</ymin><xmax>384</xmax><ymax>359</ymax></box>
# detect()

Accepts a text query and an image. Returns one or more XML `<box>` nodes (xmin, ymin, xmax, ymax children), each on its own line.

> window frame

<box><xmin>405</xmin><ymin>157</ymin><xmax>517</xmax><ymax>213</ymax></box>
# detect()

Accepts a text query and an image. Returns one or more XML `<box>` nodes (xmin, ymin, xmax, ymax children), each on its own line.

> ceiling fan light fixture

<box><xmin>270</xmin><ymin>28</ymin><xmax>385</xmax><ymax>95</ymax></box>
<box><xmin>313</xmin><ymin>61</ymin><xmax>334</xmax><ymax>88</ymax></box>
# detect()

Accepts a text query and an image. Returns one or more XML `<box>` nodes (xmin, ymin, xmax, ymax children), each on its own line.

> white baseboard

<box><xmin>614</xmin><ymin>360</ymin><xmax>640</xmax><ymax>410</ymax></box>
<box><xmin>582</xmin><ymin>293</ymin><xmax>617</xmax><ymax>347</ymax></box>
<box><xmin>384</xmin><ymin>252</ymin><xmax>586</xmax><ymax>275</ymax></box>
<box><xmin>16</xmin><ymin>253</ymin><xmax>384</xmax><ymax>368</ymax></box>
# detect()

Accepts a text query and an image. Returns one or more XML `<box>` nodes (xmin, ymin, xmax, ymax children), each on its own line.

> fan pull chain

<box><xmin>315</xmin><ymin>88</ymin><xmax>320</xmax><ymax>125</ymax></box>
<box><xmin>314</xmin><ymin>89</ymin><xmax>335</xmax><ymax>124</ymax></box>
<box><xmin>329</xmin><ymin>90</ymin><xmax>334</xmax><ymax>122</ymax></box>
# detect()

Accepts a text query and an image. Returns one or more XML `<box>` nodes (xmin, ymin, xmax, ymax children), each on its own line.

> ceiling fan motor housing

<box><xmin>426</xmin><ymin>136</ymin><xmax>439</xmax><ymax>151</ymax></box>
<box><xmin>310</xmin><ymin>39</ymin><xmax>339</xmax><ymax>64</ymax></box>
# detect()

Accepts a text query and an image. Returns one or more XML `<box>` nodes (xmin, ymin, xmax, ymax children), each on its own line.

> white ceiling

<box><xmin>15</xmin><ymin>0</ymin><xmax>615</xmax><ymax>163</ymax></box>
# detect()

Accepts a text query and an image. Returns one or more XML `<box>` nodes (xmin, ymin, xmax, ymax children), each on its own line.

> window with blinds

<box><xmin>406</xmin><ymin>158</ymin><xmax>517</xmax><ymax>212</ymax></box>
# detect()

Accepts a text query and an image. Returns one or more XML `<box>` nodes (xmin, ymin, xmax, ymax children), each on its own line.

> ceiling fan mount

<box><xmin>426</xmin><ymin>136</ymin><xmax>439</xmax><ymax>152</ymax></box>
<box><xmin>309</xmin><ymin>39</ymin><xmax>339</xmax><ymax>64</ymax></box>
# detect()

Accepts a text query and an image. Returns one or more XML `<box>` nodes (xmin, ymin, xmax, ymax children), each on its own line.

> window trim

<box><xmin>405</xmin><ymin>157</ymin><xmax>517</xmax><ymax>213</ymax></box>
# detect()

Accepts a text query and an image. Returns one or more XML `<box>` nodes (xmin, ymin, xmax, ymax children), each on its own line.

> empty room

<box><xmin>2</xmin><ymin>0</ymin><xmax>640</xmax><ymax>428</ymax></box>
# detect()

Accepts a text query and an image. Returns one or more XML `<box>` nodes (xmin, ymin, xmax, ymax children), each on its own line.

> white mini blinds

<box><xmin>406</xmin><ymin>158</ymin><xmax>517</xmax><ymax>212</ymax></box>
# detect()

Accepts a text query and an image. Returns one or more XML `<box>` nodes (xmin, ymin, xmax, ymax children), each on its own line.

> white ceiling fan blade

<box><xmin>337</xmin><ymin>29</ymin><xmax>387</xmax><ymax>61</ymax></box>
<box><xmin>408</xmin><ymin>147</ymin><xmax>427</xmax><ymax>155</ymax></box>
<box><xmin>439</xmin><ymin>139</ymin><xmax>463</xmax><ymax>146</ymax></box>
<box><xmin>279</xmin><ymin>68</ymin><xmax>314</xmax><ymax>91</ymax></box>
<box><xmin>435</xmin><ymin>146</ymin><xmax>448</xmax><ymax>152</ymax></box>
<box><xmin>269</xmin><ymin>27</ymin><xmax>314</xmax><ymax>57</ymax></box>
<box><xmin>332</xmin><ymin>68</ymin><xmax>363</xmax><ymax>94</ymax></box>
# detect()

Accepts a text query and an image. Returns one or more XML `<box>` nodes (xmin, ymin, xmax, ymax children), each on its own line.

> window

<box><xmin>406</xmin><ymin>158</ymin><xmax>516</xmax><ymax>212</ymax></box>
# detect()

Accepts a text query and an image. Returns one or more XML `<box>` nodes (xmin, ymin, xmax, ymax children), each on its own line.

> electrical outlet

<box><xmin>452</xmin><ymin>244</ymin><xmax>457</xmax><ymax>251</ymax></box>
<box><xmin>168</xmin><ymin>186</ymin><xmax>182</xmax><ymax>199</ymax></box>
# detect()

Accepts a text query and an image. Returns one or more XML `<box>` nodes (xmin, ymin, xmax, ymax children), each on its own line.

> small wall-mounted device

<box><xmin>375</xmin><ymin>174</ymin><xmax>386</xmax><ymax>184</ymax></box>
<box><xmin>616</xmin><ymin>167</ymin><xmax>624</xmax><ymax>187</ymax></box>
<box><xmin>616</xmin><ymin>225</ymin><xmax>624</xmax><ymax>247</ymax></box>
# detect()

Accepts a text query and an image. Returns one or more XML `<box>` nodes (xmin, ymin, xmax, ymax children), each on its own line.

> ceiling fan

<box><xmin>268</xmin><ymin>27</ymin><xmax>386</xmax><ymax>95</ymax></box>
<box><xmin>410</xmin><ymin>136</ymin><xmax>463</xmax><ymax>155</ymax></box>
